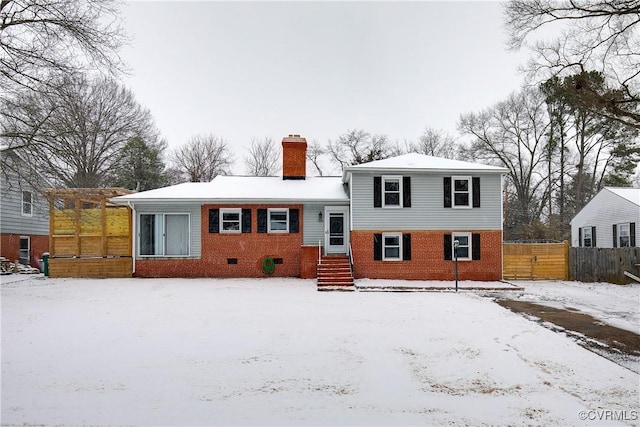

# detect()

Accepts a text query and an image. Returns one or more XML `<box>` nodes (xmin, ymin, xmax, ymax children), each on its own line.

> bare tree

<box><xmin>306</xmin><ymin>139</ymin><xmax>329</xmax><ymax>176</ymax></box>
<box><xmin>408</xmin><ymin>127</ymin><xmax>459</xmax><ymax>158</ymax></box>
<box><xmin>0</xmin><ymin>0</ymin><xmax>127</xmax><ymax>95</ymax></box>
<box><xmin>1</xmin><ymin>74</ymin><xmax>159</xmax><ymax>188</ymax></box>
<box><xmin>172</xmin><ymin>134</ymin><xmax>233</xmax><ymax>182</ymax></box>
<box><xmin>458</xmin><ymin>87</ymin><xmax>551</xmax><ymax>240</ymax></box>
<box><xmin>244</xmin><ymin>137</ymin><xmax>280</xmax><ymax>176</ymax></box>
<box><xmin>504</xmin><ymin>0</ymin><xmax>640</xmax><ymax>128</ymax></box>
<box><xmin>327</xmin><ymin>129</ymin><xmax>393</xmax><ymax>170</ymax></box>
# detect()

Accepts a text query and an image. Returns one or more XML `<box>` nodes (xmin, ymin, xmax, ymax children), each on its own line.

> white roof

<box><xmin>607</xmin><ymin>187</ymin><xmax>640</xmax><ymax>206</ymax></box>
<box><xmin>111</xmin><ymin>176</ymin><xmax>348</xmax><ymax>204</ymax></box>
<box><xmin>342</xmin><ymin>153</ymin><xmax>507</xmax><ymax>180</ymax></box>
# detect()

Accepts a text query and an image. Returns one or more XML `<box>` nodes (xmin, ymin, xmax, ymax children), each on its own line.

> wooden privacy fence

<box><xmin>46</xmin><ymin>188</ymin><xmax>133</xmax><ymax>278</ymax></box>
<box><xmin>570</xmin><ymin>247</ymin><xmax>640</xmax><ymax>284</ymax></box>
<box><xmin>503</xmin><ymin>241</ymin><xmax>569</xmax><ymax>280</ymax></box>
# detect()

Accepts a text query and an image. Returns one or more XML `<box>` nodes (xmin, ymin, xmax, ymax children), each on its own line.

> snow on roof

<box><xmin>343</xmin><ymin>153</ymin><xmax>507</xmax><ymax>179</ymax></box>
<box><xmin>606</xmin><ymin>187</ymin><xmax>640</xmax><ymax>206</ymax></box>
<box><xmin>111</xmin><ymin>176</ymin><xmax>348</xmax><ymax>204</ymax></box>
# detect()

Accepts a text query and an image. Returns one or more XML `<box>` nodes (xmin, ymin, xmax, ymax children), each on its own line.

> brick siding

<box><xmin>1</xmin><ymin>233</ymin><xmax>49</xmax><ymax>268</ymax></box>
<box><xmin>351</xmin><ymin>230</ymin><xmax>502</xmax><ymax>281</ymax></box>
<box><xmin>135</xmin><ymin>204</ymin><xmax>308</xmax><ymax>278</ymax></box>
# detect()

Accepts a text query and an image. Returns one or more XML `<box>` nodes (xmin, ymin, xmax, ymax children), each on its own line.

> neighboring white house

<box><xmin>570</xmin><ymin>187</ymin><xmax>639</xmax><ymax>248</ymax></box>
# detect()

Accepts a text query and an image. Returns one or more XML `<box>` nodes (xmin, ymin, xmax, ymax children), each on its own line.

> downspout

<box><xmin>128</xmin><ymin>201</ymin><xmax>136</xmax><ymax>275</ymax></box>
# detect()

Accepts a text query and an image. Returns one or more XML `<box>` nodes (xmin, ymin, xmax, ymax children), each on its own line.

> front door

<box><xmin>324</xmin><ymin>207</ymin><xmax>349</xmax><ymax>254</ymax></box>
<box><xmin>19</xmin><ymin>236</ymin><xmax>30</xmax><ymax>265</ymax></box>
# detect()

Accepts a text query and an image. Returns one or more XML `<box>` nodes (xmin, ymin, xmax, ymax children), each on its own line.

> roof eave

<box><xmin>110</xmin><ymin>197</ymin><xmax>350</xmax><ymax>205</ymax></box>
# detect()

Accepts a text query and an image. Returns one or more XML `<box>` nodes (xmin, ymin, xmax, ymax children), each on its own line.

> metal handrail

<box><xmin>318</xmin><ymin>240</ymin><xmax>322</xmax><ymax>265</ymax></box>
<box><xmin>348</xmin><ymin>243</ymin><xmax>354</xmax><ymax>273</ymax></box>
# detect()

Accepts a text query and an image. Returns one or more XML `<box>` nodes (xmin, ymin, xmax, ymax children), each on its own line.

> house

<box><xmin>0</xmin><ymin>149</ymin><xmax>50</xmax><ymax>268</ymax></box>
<box><xmin>570</xmin><ymin>187</ymin><xmax>639</xmax><ymax>248</ymax></box>
<box><xmin>111</xmin><ymin>135</ymin><xmax>507</xmax><ymax>281</ymax></box>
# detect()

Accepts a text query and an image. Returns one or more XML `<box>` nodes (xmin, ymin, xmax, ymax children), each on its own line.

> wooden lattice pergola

<box><xmin>45</xmin><ymin>188</ymin><xmax>134</xmax><ymax>278</ymax></box>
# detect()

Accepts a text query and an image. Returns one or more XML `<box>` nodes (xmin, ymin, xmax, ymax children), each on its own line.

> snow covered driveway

<box><xmin>2</xmin><ymin>277</ymin><xmax>639</xmax><ymax>426</ymax></box>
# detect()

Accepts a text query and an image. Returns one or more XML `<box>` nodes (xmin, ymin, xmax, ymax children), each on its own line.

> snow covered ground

<box><xmin>2</xmin><ymin>276</ymin><xmax>639</xmax><ymax>426</ymax></box>
<box><xmin>494</xmin><ymin>280</ymin><xmax>640</xmax><ymax>334</ymax></box>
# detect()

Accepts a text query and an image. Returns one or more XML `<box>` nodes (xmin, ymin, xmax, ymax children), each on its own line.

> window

<box><xmin>382</xmin><ymin>232</ymin><xmax>402</xmax><ymax>261</ymax></box>
<box><xmin>618</xmin><ymin>223</ymin><xmax>630</xmax><ymax>247</ymax></box>
<box><xmin>581</xmin><ymin>227</ymin><xmax>593</xmax><ymax>247</ymax></box>
<box><xmin>452</xmin><ymin>176</ymin><xmax>471</xmax><ymax>208</ymax></box>
<box><xmin>139</xmin><ymin>213</ymin><xmax>190</xmax><ymax>256</ymax></box>
<box><xmin>382</xmin><ymin>176</ymin><xmax>402</xmax><ymax>208</ymax></box>
<box><xmin>452</xmin><ymin>232</ymin><xmax>471</xmax><ymax>260</ymax></box>
<box><xmin>220</xmin><ymin>208</ymin><xmax>241</xmax><ymax>233</ymax></box>
<box><xmin>268</xmin><ymin>209</ymin><xmax>289</xmax><ymax>233</ymax></box>
<box><xmin>21</xmin><ymin>191</ymin><xmax>32</xmax><ymax>216</ymax></box>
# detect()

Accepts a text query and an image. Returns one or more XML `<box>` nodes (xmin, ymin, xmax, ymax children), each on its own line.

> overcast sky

<box><xmin>120</xmin><ymin>1</ymin><xmax>530</xmax><ymax>168</ymax></box>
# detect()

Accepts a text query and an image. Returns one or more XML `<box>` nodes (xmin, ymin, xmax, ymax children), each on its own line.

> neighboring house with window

<box><xmin>0</xmin><ymin>150</ymin><xmax>50</xmax><ymax>268</ymax></box>
<box><xmin>111</xmin><ymin>135</ymin><xmax>507</xmax><ymax>281</ymax></box>
<box><xmin>571</xmin><ymin>187</ymin><xmax>639</xmax><ymax>248</ymax></box>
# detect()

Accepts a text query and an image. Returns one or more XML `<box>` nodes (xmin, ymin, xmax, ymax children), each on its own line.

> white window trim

<box><xmin>220</xmin><ymin>208</ymin><xmax>242</xmax><ymax>234</ymax></box>
<box><xmin>382</xmin><ymin>175</ymin><xmax>403</xmax><ymax>208</ymax></box>
<box><xmin>618</xmin><ymin>223</ymin><xmax>630</xmax><ymax>247</ymax></box>
<box><xmin>452</xmin><ymin>176</ymin><xmax>472</xmax><ymax>209</ymax></box>
<box><xmin>452</xmin><ymin>232</ymin><xmax>472</xmax><ymax>261</ymax></box>
<box><xmin>21</xmin><ymin>190</ymin><xmax>33</xmax><ymax>217</ymax></box>
<box><xmin>382</xmin><ymin>232</ymin><xmax>402</xmax><ymax>261</ymax></box>
<box><xmin>138</xmin><ymin>213</ymin><xmax>191</xmax><ymax>257</ymax></box>
<box><xmin>267</xmin><ymin>208</ymin><xmax>289</xmax><ymax>233</ymax></box>
<box><xmin>581</xmin><ymin>226</ymin><xmax>593</xmax><ymax>247</ymax></box>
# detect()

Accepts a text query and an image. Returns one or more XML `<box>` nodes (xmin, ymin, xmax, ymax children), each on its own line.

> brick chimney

<box><xmin>282</xmin><ymin>134</ymin><xmax>307</xmax><ymax>180</ymax></box>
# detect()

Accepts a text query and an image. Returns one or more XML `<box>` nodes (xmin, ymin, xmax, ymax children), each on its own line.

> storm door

<box><xmin>324</xmin><ymin>206</ymin><xmax>349</xmax><ymax>254</ymax></box>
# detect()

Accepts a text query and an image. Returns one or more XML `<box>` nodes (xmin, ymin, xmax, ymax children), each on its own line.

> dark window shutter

<box><xmin>578</xmin><ymin>228</ymin><xmax>583</xmax><ymax>247</ymax></box>
<box><xmin>403</xmin><ymin>177</ymin><xmax>411</xmax><ymax>208</ymax></box>
<box><xmin>472</xmin><ymin>177</ymin><xmax>481</xmax><ymax>208</ymax></box>
<box><xmin>373</xmin><ymin>234</ymin><xmax>382</xmax><ymax>261</ymax></box>
<box><xmin>289</xmin><ymin>209</ymin><xmax>299</xmax><ymax>233</ymax></box>
<box><xmin>242</xmin><ymin>209</ymin><xmax>251</xmax><ymax>233</ymax></box>
<box><xmin>591</xmin><ymin>226</ymin><xmax>597</xmax><ymax>247</ymax></box>
<box><xmin>374</xmin><ymin>176</ymin><xmax>382</xmax><ymax>208</ymax></box>
<box><xmin>209</xmin><ymin>209</ymin><xmax>219</xmax><ymax>233</ymax></box>
<box><xmin>443</xmin><ymin>177</ymin><xmax>452</xmax><ymax>208</ymax></box>
<box><xmin>631</xmin><ymin>222</ymin><xmax>636</xmax><ymax>247</ymax></box>
<box><xmin>613</xmin><ymin>224</ymin><xmax>617</xmax><ymax>247</ymax></box>
<box><xmin>258</xmin><ymin>209</ymin><xmax>267</xmax><ymax>233</ymax></box>
<box><xmin>444</xmin><ymin>234</ymin><xmax>452</xmax><ymax>260</ymax></box>
<box><xmin>472</xmin><ymin>233</ymin><xmax>481</xmax><ymax>260</ymax></box>
<box><xmin>402</xmin><ymin>234</ymin><xmax>411</xmax><ymax>260</ymax></box>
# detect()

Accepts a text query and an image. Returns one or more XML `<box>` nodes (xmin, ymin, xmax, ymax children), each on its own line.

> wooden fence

<box><xmin>46</xmin><ymin>188</ymin><xmax>133</xmax><ymax>278</ymax></box>
<box><xmin>503</xmin><ymin>241</ymin><xmax>569</xmax><ymax>280</ymax></box>
<box><xmin>569</xmin><ymin>247</ymin><xmax>640</xmax><ymax>284</ymax></box>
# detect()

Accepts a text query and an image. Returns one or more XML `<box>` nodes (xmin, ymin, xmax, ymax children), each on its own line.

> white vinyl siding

<box><xmin>302</xmin><ymin>203</ymin><xmax>349</xmax><ymax>246</ymax></box>
<box><xmin>571</xmin><ymin>189</ymin><xmax>640</xmax><ymax>248</ymax></box>
<box><xmin>134</xmin><ymin>204</ymin><xmax>201</xmax><ymax>257</ymax></box>
<box><xmin>0</xmin><ymin>167</ymin><xmax>49</xmax><ymax>236</ymax></box>
<box><xmin>351</xmin><ymin>172</ymin><xmax>503</xmax><ymax>230</ymax></box>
